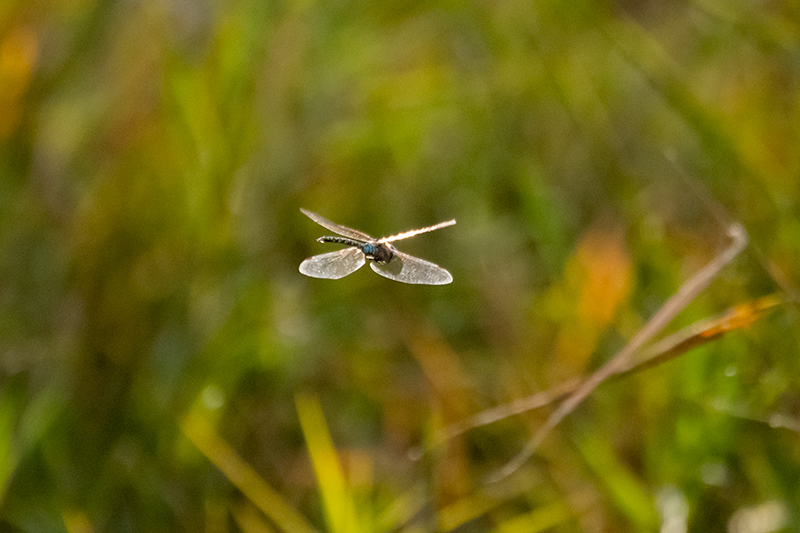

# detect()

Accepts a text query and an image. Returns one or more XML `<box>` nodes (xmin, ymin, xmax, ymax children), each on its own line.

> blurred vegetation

<box><xmin>1</xmin><ymin>0</ymin><xmax>799</xmax><ymax>531</ymax></box>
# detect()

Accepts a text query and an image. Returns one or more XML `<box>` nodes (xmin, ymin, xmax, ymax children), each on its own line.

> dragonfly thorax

<box><xmin>364</xmin><ymin>242</ymin><xmax>394</xmax><ymax>263</ymax></box>
<box><xmin>317</xmin><ymin>236</ymin><xmax>395</xmax><ymax>264</ymax></box>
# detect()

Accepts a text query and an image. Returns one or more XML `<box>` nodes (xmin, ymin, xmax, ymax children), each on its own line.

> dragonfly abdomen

<box><xmin>318</xmin><ymin>236</ymin><xmax>394</xmax><ymax>264</ymax></box>
<box><xmin>317</xmin><ymin>236</ymin><xmax>361</xmax><ymax>247</ymax></box>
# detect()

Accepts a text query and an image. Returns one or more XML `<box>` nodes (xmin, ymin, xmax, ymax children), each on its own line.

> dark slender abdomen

<box><xmin>318</xmin><ymin>236</ymin><xmax>394</xmax><ymax>263</ymax></box>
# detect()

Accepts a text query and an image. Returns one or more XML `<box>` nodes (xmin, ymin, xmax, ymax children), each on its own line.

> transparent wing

<box><xmin>369</xmin><ymin>251</ymin><xmax>453</xmax><ymax>285</ymax></box>
<box><xmin>300</xmin><ymin>209</ymin><xmax>375</xmax><ymax>241</ymax></box>
<box><xmin>299</xmin><ymin>247</ymin><xmax>365</xmax><ymax>279</ymax></box>
<box><xmin>379</xmin><ymin>219</ymin><xmax>456</xmax><ymax>243</ymax></box>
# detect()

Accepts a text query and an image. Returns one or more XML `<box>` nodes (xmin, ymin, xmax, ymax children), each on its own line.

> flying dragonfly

<box><xmin>299</xmin><ymin>208</ymin><xmax>456</xmax><ymax>285</ymax></box>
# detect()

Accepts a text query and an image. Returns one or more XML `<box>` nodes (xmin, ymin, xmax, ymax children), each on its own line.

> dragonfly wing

<box><xmin>369</xmin><ymin>251</ymin><xmax>453</xmax><ymax>285</ymax></box>
<box><xmin>380</xmin><ymin>219</ymin><xmax>456</xmax><ymax>243</ymax></box>
<box><xmin>300</xmin><ymin>209</ymin><xmax>375</xmax><ymax>241</ymax></box>
<box><xmin>300</xmin><ymin>247</ymin><xmax>365</xmax><ymax>279</ymax></box>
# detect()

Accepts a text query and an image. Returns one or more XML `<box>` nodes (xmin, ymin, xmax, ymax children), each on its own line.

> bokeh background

<box><xmin>1</xmin><ymin>0</ymin><xmax>799</xmax><ymax>531</ymax></box>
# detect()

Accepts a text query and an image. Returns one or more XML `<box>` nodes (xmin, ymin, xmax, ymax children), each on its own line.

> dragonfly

<box><xmin>299</xmin><ymin>208</ymin><xmax>456</xmax><ymax>285</ymax></box>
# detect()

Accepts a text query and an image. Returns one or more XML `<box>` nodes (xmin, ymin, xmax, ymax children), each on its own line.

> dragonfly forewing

<box><xmin>300</xmin><ymin>209</ymin><xmax>375</xmax><ymax>242</ymax></box>
<box><xmin>299</xmin><ymin>247</ymin><xmax>366</xmax><ymax>279</ymax></box>
<box><xmin>379</xmin><ymin>219</ymin><xmax>457</xmax><ymax>243</ymax></box>
<box><xmin>370</xmin><ymin>251</ymin><xmax>453</xmax><ymax>285</ymax></box>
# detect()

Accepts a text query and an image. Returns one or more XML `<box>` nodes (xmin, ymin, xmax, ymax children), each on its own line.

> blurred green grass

<box><xmin>1</xmin><ymin>0</ymin><xmax>799</xmax><ymax>531</ymax></box>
